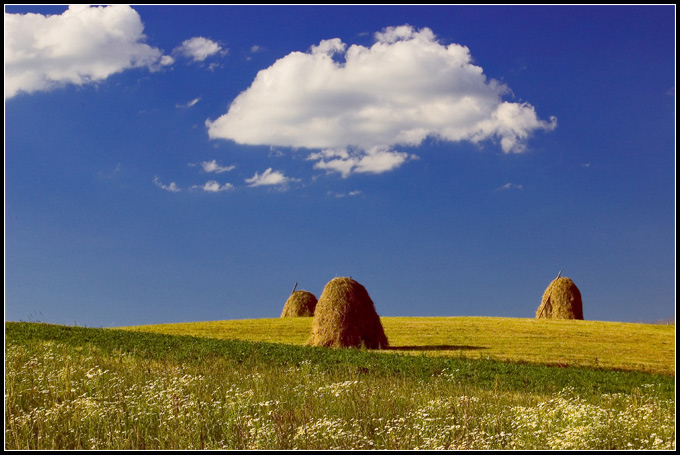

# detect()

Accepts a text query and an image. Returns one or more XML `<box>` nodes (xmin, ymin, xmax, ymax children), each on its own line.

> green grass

<box><xmin>5</xmin><ymin>321</ymin><xmax>675</xmax><ymax>450</ymax></box>
<box><xmin>121</xmin><ymin>316</ymin><xmax>675</xmax><ymax>375</ymax></box>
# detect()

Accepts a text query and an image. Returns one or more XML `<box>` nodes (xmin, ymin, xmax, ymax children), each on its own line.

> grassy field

<box><xmin>121</xmin><ymin>316</ymin><xmax>675</xmax><ymax>375</ymax></box>
<box><xmin>5</xmin><ymin>319</ymin><xmax>675</xmax><ymax>450</ymax></box>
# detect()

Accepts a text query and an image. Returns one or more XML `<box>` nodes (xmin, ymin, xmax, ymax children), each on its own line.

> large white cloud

<box><xmin>4</xmin><ymin>5</ymin><xmax>169</xmax><ymax>99</ymax></box>
<box><xmin>207</xmin><ymin>25</ymin><xmax>556</xmax><ymax>176</ymax></box>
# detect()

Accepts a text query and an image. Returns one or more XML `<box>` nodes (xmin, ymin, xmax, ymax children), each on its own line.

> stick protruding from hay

<box><xmin>307</xmin><ymin>277</ymin><xmax>388</xmax><ymax>349</ymax></box>
<box><xmin>537</xmin><ymin>270</ymin><xmax>562</xmax><ymax>319</ymax></box>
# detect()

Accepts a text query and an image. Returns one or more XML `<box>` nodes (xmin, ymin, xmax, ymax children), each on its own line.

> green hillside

<box><xmin>121</xmin><ymin>316</ymin><xmax>675</xmax><ymax>375</ymax></box>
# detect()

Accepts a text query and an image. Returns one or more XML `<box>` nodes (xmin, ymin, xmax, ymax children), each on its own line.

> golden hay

<box><xmin>536</xmin><ymin>275</ymin><xmax>584</xmax><ymax>320</ymax></box>
<box><xmin>307</xmin><ymin>277</ymin><xmax>388</xmax><ymax>349</ymax></box>
<box><xmin>280</xmin><ymin>290</ymin><xmax>317</xmax><ymax>318</ymax></box>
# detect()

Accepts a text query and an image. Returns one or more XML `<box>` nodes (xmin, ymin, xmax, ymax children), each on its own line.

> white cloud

<box><xmin>192</xmin><ymin>180</ymin><xmax>233</xmax><ymax>192</ymax></box>
<box><xmin>207</xmin><ymin>25</ymin><xmax>556</xmax><ymax>176</ymax></box>
<box><xmin>200</xmin><ymin>159</ymin><xmax>235</xmax><ymax>174</ymax></box>
<box><xmin>310</xmin><ymin>37</ymin><xmax>346</xmax><ymax>56</ymax></box>
<box><xmin>176</xmin><ymin>97</ymin><xmax>201</xmax><ymax>108</ymax></box>
<box><xmin>245</xmin><ymin>168</ymin><xmax>296</xmax><ymax>187</ymax></box>
<box><xmin>153</xmin><ymin>177</ymin><xmax>180</xmax><ymax>192</ymax></box>
<box><xmin>173</xmin><ymin>36</ymin><xmax>223</xmax><ymax>62</ymax></box>
<box><xmin>4</xmin><ymin>5</ymin><xmax>170</xmax><ymax>99</ymax></box>
<box><xmin>309</xmin><ymin>146</ymin><xmax>413</xmax><ymax>178</ymax></box>
<box><xmin>497</xmin><ymin>182</ymin><xmax>524</xmax><ymax>191</ymax></box>
<box><xmin>329</xmin><ymin>190</ymin><xmax>362</xmax><ymax>198</ymax></box>
<box><xmin>160</xmin><ymin>55</ymin><xmax>175</xmax><ymax>66</ymax></box>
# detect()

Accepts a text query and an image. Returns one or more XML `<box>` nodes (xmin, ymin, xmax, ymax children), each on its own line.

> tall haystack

<box><xmin>307</xmin><ymin>277</ymin><xmax>388</xmax><ymax>349</ymax></box>
<box><xmin>281</xmin><ymin>290</ymin><xmax>317</xmax><ymax>317</ymax></box>
<box><xmin>536</xmin><ymin>272</ymin><xmax>584</xmax><ymax>320</ymax></box>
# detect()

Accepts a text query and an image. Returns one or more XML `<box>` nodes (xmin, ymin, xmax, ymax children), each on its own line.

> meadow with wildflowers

<box><xmin>5</xmin><ymin>321</ymin><xmax>675</xmax><ymax>450</ymax></box>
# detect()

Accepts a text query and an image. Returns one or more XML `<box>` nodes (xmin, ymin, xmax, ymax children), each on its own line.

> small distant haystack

<box><xmin>307</xmin><ymin>277</ymin><xmax>388</xmax><ymax>349</ymax></box>
<box><xmin>536</xmin><ymin>272</ymin><xmax>584</xmax><ymax>320</ymax></box>
<box><xmin>281</xmin><ymin>290</ymin><xmax>317</xmax><ymax>318</ymax></box>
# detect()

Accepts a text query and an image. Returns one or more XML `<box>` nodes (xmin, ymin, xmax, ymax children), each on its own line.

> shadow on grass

<box><xmin>386</xmin><ymin>345</ymin><xmax>488</xmax><ymax>352</ymax></box>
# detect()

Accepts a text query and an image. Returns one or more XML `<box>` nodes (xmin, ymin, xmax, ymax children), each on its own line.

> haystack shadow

<box><xmin>386</xmin><ymin>345</ymin><xmax>488</xmax><ymax>352</ymax></box>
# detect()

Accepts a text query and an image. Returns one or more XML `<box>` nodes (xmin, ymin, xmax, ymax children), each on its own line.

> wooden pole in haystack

<box><xmin>281</xmin><ymin>284</ymin><xmax>318</xmax><ymax>318</ymax></box>
<box><xmin>537</xmin><ymin>270</ymin><xmax>561</xmax><ymax>319</ymax></box>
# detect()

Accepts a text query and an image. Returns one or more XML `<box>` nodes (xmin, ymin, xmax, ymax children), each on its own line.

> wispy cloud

<box><xmin>207</xmin><ymin>24</ymin><xmax>556</xmax><ymax>177</ymax></box>
<box><xmin>153</xmin><ymin>177</ymin><xmax>180</xmax><ymax>192</ymax></box>
<box><xmin>176</xmin><ymin>97</ymin><xmax>201</xmax><ymax>108</ymax></box>
<box><xmin>496</xmin><ymin>182</ymin><xmax>524</xmax><ymax>191</ymax></box>
<box><xmin>309</xmin><ymin>147</ymin><xmax>415</xmax><ymax>178</ymax></box>
<box><xmin>199</xmin><ymin>159</ymin><xmax>235</xmax><ymax>174</ymax></box>
<box><xmin>191</xmin><ymin>180</ymin><xmax>233</xmax><ymax>192</ymax></box>
<box><xmin>4</xmin><ymin>5</ymin><xmax>170</xmax><ymax>99</ymax></box>
<box><xmin>245</xmin><ymin>168</ymin><xmax>297</xmax><ymax>187</ymax></box>
<box><xmin>329</xmin><ymin>190</ymin><xmax>362</xmax><ymax>198</ymax></box>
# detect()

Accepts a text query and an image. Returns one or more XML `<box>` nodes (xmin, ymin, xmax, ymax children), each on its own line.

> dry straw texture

<box><xmin>281</xmin><ymin>290</ymin><xmax>318</xmax><ymax>318</ymax></box>
<box><xmin>536</xmin><ymin>276</ymin><xmax>584</xmax><ymax>320</ymax></box>
<box><xmin>307</xmin><ymin>277</ymin><xmax>388</xmax><ymax>349</ymax></box>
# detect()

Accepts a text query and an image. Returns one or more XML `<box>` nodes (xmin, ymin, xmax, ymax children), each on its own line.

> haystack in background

<box><xmin>280</xmin><ymin>286</ymin><xmax>317</xmax><ymax>318</ymax></box>
<box><xmin>536</xmin><ymin>271</ymin><xmax>584</xmax><ymax>320</ymax></box>
<box><xmin>307</xmin><ymin>277</ymin><xmax>388</xmax><ymax>349</ymax></box>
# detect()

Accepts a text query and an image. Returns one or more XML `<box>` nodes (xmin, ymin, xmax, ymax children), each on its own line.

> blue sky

<box><xmin>5</xmin><ymin>5</ymin><xmax>675</xmax><ymax>327</ymax></box>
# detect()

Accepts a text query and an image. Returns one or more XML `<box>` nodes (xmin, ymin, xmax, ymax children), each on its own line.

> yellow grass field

<box><xmin>120</xmin><ymin>316</ymin><xmax>675</xmax><ymax>376</ymax></box>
